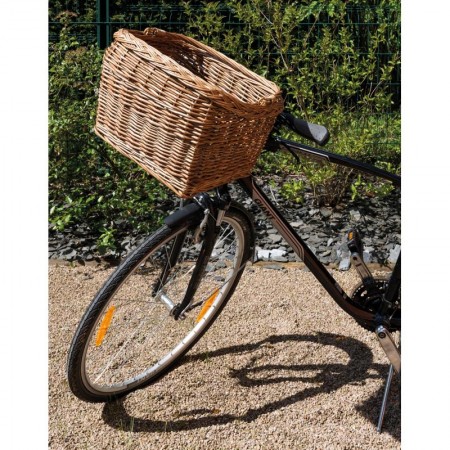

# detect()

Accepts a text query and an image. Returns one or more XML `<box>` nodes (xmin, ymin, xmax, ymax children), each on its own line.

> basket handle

<box><xmin>113</xmin><ymin>28</ymin><xmax>283</xmax><ymax>118</ymax></box>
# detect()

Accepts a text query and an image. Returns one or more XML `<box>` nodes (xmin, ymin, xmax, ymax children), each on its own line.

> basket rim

<box><xmin>113</xmin><ymin>27</ymin><xmax>283</xmax><ymax>114</ymax></box>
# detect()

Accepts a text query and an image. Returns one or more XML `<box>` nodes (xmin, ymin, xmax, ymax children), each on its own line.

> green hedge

<box><xmin>49</xmin><ymin>14</ymin><xmax>171</xmax><ymax>251</ymax></box>
<box><xmin>49</xmin><ymin>1</ymin><xmax>400</xmax><ymax>250</ymax></box>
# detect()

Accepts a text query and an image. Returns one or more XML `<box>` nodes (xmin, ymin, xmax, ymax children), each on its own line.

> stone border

<box><xmin>49</xmin><ymin>179</ymin><xmax>401</xmax><ymax>269</ymax></box>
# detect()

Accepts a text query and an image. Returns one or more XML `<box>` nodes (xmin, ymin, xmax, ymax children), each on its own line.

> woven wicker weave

<box><xmin>95</xmin><ymin>27</ymin><xmax>284</xmax><ymax>198</ymax></box>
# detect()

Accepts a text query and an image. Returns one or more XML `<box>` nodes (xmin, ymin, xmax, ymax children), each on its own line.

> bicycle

<box><xmin>67</xmin><ymin>111</ymin><xmax>400</xmax><ymax>431</ymax></box>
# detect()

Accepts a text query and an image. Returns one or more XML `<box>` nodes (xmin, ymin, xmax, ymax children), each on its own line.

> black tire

<box><xmin>67</xmin><ymin>207</ymin><xmax>252</xmax><ymax>402</ymax></box>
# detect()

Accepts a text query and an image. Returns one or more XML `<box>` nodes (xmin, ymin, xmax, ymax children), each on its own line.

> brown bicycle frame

<box><xmin>236</xmin><ymin>138</ymin><xmax>400</xmax><ymax>327</ymax></box>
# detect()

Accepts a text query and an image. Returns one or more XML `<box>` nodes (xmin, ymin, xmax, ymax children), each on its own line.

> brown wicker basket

<box><xmin>95</xmin><ymin>27</ymin><xmax>284</xmax><ymax>198</ymax></box>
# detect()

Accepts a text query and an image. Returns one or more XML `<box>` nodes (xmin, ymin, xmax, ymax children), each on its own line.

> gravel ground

<box><xmin>49</xmin><ymin>262</ymin><xmax>400</xmax><ymax>449</ymax></box>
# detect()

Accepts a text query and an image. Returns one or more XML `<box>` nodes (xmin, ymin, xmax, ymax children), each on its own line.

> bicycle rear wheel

<box><xmin>67</xmin><ymin>206</ymin><xmax>251</xmax><ymax>402</ymax></box>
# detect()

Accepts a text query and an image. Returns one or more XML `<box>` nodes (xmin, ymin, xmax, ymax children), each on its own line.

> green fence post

<box><xmin>106</xmin><ymin>0</ymin><xmax>111</xmax><ymax>47</ymax></box>
<box><xmin>96</xmin><ymin>0</ymin><xmax>110</xmax><ymax>48</ymax></box>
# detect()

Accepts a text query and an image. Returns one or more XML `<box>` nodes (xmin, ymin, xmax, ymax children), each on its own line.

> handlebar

<box><xmin>267</xmin><ymin>112</ymin><xmax>400</xmax><ymax>187</ymax></box>
<box><xmin>279</xmin><ymin>112</ymin><xmax>330</xmax><ymax>146</ymax></box>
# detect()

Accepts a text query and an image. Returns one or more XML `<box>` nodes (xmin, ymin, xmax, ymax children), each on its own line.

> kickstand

<box><xmin>377</xmin><ymin>364</ymin><xmax>395</xmax><ymax>432</ymax></box>
<box><xmin>375</xmin><ymin>326</ymin><xmax>400</xmax><ymax>433</ymax></box>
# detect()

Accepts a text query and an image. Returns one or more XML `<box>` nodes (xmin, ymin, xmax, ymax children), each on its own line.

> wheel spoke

<box><xmin>70</xmin><ymin>210</ymin><xmax>249</xmax><ymax>400</ymax></box>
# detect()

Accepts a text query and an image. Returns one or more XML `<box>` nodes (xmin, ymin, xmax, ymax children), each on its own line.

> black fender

<box><xmin>163</xmin><ymin>201</ymin><xmax>204</xmax><ymax>229</ymax></box>
<box><xmin>163</xmin><ymin>200</ymin><xmax>257</xmax><ymax>262</ymax></box>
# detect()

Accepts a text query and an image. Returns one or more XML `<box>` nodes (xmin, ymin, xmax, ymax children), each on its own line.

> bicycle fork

<box><xmin>155</xmin><ymin>187</ymin><xmax>232</xmax><ymax>320</ymax></box>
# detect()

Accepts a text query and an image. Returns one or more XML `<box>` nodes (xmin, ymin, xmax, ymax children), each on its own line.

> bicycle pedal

<box><xmin>347</xmin><ymin>228</ymin><xmax>363</xmax><ymax>256</ymax></box>
<box><xmin>347</xmin><ymin>229</ymin><xmax>374</xmax><ymax>287</ymax></box>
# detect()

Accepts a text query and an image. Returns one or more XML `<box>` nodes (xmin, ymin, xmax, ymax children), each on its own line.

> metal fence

<box><xmin>49</xmin><ymin>1</ymin><xmax>400</xmax><ymax>157</ymax></box>
<box><xmin>49</xmin><ymin>2</ymin><xmax>400</xmax><ymax>109</ymax></box>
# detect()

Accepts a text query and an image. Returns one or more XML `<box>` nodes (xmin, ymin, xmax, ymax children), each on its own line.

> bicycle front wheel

<box><xmin>67</xmin><ymin>206</ymin><xmax>251</xmax><ymax>402</ymax></box>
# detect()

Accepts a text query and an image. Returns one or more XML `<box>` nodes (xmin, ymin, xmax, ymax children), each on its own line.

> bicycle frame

<box><xmin>237</xmin><ymin>137</ymin><xmax>401</xmax><ymax>329</ymax></box>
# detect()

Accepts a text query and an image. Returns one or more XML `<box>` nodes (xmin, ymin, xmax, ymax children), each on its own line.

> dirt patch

<box><xmin>49</xmin><ymin>264</ymin><xmax>400</xmax><ymax>449</ymax></box>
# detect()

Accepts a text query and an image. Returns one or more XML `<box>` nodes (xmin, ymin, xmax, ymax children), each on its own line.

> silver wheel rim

<box><xmin>81</xmin><ymin>216</ymin><xmax>245</xmax><ymax>395</ymax></box>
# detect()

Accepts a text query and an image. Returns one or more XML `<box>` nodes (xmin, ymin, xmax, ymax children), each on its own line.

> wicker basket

<box><xmin>95</xmin><ymin>27</ymin><xmax>284</xmax><ymax>198</ymax></box>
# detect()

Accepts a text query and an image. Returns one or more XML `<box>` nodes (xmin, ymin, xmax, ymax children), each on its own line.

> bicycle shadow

<box><xmin>101</xmin><ymin>332</ymin><xmax>400</xmax><ymax>441</ymax></box>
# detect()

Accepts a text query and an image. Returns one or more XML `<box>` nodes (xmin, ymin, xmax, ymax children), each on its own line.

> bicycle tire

<box><xmin>67</xmin><ymin>206</ymin><xmax>252</xmax><ymax>402</ymax></box>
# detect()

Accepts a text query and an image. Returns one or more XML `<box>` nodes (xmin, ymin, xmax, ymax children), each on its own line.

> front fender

<box><xmin>163</xmin><ymin>199</ymin><xmax>257</xmax><ymax>262</ymax></box>
<box><xmin>163</xmin><ymin>201</ymin><xmax>204</xmax><ymax>229</ymax></box>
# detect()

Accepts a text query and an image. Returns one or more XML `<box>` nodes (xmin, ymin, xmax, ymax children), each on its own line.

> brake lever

<box><xmin>264</xmin><ymin>135</ymin><xmax>301</xmax><ymax>164</ymax></box>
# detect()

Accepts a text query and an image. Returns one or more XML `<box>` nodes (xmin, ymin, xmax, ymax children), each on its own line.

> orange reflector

<box><xmin>196</xmin><ymin>289</ymin><xmax>219</xmax><ymax>323</ymax></box>
<box><xmin>96</xmin><ymin>306</ymin><xmax>116</xmax><ymax>346</ymax></box>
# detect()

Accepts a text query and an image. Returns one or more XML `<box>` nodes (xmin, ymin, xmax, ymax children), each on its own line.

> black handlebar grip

<box><xmin>282</xmin><ymin>112</ymin><xmax>330</xmax><ymax>146</ymax></box>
